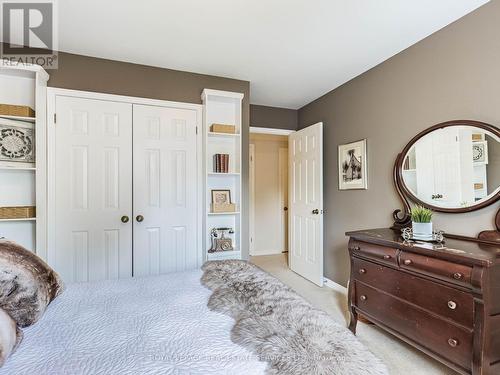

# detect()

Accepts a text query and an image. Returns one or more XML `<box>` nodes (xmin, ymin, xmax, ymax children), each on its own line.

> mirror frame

<box><xmin>393</xmin><ymin>120</ymin><xmax>500</xmax><ymax>227</ymax></box>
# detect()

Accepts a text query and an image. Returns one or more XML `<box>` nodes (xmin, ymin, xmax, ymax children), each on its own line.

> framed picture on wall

<box><xmin>338</xmin><ymin>139</ymin><xmax>368</xmax><ymax>190</ymax></box>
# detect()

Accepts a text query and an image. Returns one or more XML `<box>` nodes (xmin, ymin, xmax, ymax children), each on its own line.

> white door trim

<box><xmin>47</xmin><ymin>88</ymin><xmax>203</xmax><ymax>111</ymax></box>
<box><xmin>249</xmin><ymin>144</ymin><xmax>255</xmax><ymax>255</ymax></box>
<box><xmin>250</xmin><ymin>126</ymin><xmax>295</xmax><ymax>136</ymax></box>
<box><xmin>46</xmin><ymin>88</ymin><xmax>203</xmax><ymax>271</ymax></box>
<box><xmin>278</xmin><ymin>147</ymin><xmax>288</xmax><ymax>253</ymax></box>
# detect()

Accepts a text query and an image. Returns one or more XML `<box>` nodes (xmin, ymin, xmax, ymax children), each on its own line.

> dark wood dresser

<box><xmin>347</xmin><ymin>228</ymin><xmax>500</xmax><ymax>375</ymax></box>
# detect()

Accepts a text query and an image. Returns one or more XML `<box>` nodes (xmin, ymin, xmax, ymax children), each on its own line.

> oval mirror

<box><xmin>398</xmin><ymin>121</ymin><xmax>500</xmax><ymax>212</ymax></box>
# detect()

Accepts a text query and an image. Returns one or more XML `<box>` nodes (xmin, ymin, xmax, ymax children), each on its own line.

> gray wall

<box><xmin>298</xmin><ymin>0</ymin><xmax>500</xmax><ymax>286</ymax></box>
<box><xmin>46</xmin><ymin>51</ymin><xmax>251</xmax><ymax>259</ymax></box>
<box><xmin>250</xmin><ymin>104</ymin><xmax>297</xmax><ymax>130</ymax></box>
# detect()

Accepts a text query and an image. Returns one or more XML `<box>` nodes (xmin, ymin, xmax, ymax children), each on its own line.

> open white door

<box><xmin>288</xmin><ymin>122</ymin><xmax>323</xmax><ymax>286</ymax></box>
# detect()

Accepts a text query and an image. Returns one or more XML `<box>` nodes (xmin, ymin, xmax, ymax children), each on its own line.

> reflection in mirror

<box><xmin>402</xmin><ymin>126</ymin><xmax>500</xmax><ymax>209</ymax></box>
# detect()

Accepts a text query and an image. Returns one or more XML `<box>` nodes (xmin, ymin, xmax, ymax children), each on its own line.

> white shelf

<box><xmin>0</xmin><ymin>217</ymin><xmax>36</xmax><ymax>222</ymax></box>
<box><xmin>207</xmin><ymin>250</ymin><xmax>241</xmax><ymax>260</ymax></box>
<box><xmin>0</xmin><ymin>166</ymin><xmax>36</xmax><ymax>171</ymax></box>
<box><xmin>0</xmin><ymin>115</ymin><xmax>36</xmax><ymax>123</ymax></box>
<box><xmin>208</xmin><ymin>172</ymin><xmax>240</xmax><ymax>176</ymax></box>
<box><xmin>208</xmin><ymin>212</ymin><xmax>240</xmax><ymax>216</ymax></box>
<box><xmin>208</xmin><ymin>132</ymin><xmax>240</xmax><ymax>138</ymax></box>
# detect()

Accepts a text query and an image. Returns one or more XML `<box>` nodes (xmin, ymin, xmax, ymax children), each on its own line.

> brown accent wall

<box><xmin>47</xmin><ymin>51</ymin><xmax>251</xmax><ymax>259</ymax></box>
<box><xmin>250</xmin><ymin>104</ymin><xmax>297</xmax><ymax>130</ymax></box>
<box><xmin>298</xmin><ymin>0</ymin><xmax>500</xmax><ymax>286</ymax></box>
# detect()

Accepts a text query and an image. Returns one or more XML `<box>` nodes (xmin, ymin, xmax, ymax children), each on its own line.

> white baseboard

<box><xmin>323</xmin><ymin>277</ymin><xmax>348</xmax><ymax>293</ymax></box>
<box><xmin>250</xmin><ymin>250</ymin><xmax>284</xmax><ymax>256</ymax></box>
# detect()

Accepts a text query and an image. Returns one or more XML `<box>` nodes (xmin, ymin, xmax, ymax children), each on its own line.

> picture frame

<box><xmin>211</xmin><ymin>189</ymin><xmax>235</xmax><ymax>213</ymax></box>
<box><xmin>211</xmin><ymin>189</ymin><xmax>232</xmax><ymax>205</ymax></box>
<box><xmin>338</xmin><ymin>139</ymin><xmax>368</xmax><ymax>190</ymax></box>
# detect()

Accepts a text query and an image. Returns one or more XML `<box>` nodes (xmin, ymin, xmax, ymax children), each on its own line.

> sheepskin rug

<box><xmin>201</xmin><ymin>260</ymin><xmax>388</xmax><ymax>375</ymax></box>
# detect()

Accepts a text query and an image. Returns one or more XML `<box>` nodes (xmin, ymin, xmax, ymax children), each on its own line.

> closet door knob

<box><xmin>136</xmin><ymin>215</ymin><xmax>144</xmax><ymax>223</ymax></box>
<box><xmin>312</xmin><ymin>209</ymin><xmax>320</xmax><ymax>215</ymax></box>
<box><xmin>121</xmin><ymin>216</ymin><xmax>129</xmax><ymax>223</ymax></box>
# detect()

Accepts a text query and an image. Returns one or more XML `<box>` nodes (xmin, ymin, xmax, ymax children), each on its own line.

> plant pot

<box><xmin>412</xmin><ymin>222</ymin><xmax>433</xmax><ymax>240</ymax></box>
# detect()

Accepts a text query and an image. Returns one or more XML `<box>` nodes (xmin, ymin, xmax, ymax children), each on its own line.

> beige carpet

<box><xmin>250</xmin><ymin>254</ymin><xmax>455</xmax><ymax>375</ymax></box>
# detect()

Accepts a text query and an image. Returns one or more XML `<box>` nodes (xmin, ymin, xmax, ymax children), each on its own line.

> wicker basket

<box><xmin>210</xmin><ymin>124</ymin><xmax>236</xmax><ymax>134</ymax></box>
<box><xmin>0</xmin><ymin>206</ymin><xmax>36</xmax><ymax>219</ymax></box>
<box><xmin>0</xmin><ymin>104</ymin><xmax>35</xmax><ymax>118</ymax></box>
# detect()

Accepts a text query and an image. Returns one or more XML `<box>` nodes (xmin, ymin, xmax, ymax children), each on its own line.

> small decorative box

<box><xmin>211</xmin><ymin>203</ymin><xmax>236</xmax><ymax>213</ymax></box>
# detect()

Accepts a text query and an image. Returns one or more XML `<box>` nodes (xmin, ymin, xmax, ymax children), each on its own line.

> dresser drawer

<box><xmin>354</xmin><ymin>282</ymin><xmax>473</xmax><ymax>371</ymax></box>
<box><xmin>349</xmin><ymin>239</ymin><xmax>398</xmax><ymax>266</ymax></box>
<box><xmin>352</xmin><ymin>258</ymin><xmax>474</xmax><ymax>328</ymax></box>
<box><xmin>399</xmin><ymin>251</ymin><xmax>472</xmax><ymax>286</ymax></box>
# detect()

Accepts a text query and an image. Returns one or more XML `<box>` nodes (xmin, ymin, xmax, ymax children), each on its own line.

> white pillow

<box><xmin>0</xmin><ymin>308</ymin><xmax>22</xmax><ymax>367</ymax></box>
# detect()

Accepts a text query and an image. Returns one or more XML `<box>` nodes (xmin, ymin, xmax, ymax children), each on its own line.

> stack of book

<box><xmin>213</xmin><ymin>154</ymin><xmax>229</xmax><ymax>173</ymax></box>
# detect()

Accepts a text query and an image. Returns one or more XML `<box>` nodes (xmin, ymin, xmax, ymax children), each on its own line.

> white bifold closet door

<box><xmin>52</xmin><ymin>96</ymin><xmax>199</xmax><ymax>283</ymax></box>
<box><xmin>132</xmin><ymin>104</ymin><xmax>199</xmax><ymax>277</ymax></box>
<box><xmin>53</xmin><ymin>96</ymin><xmax>133</xmax><ymax>282</ymax></box>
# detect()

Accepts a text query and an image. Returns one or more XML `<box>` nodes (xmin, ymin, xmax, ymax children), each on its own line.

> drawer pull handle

<box><xmin>453</xmin><ymin>272</ymin><xmax>463</xmax><ymax>280</ymax></box>
<box><xmin>448</xmin><ymin>301</ymin><xmax>457</xmax><ymax>310</ymax></box>
<box><xmin>448</xmin><ymin>338</ymin><xmax>459</xmax><ymax>348</ymax></box>
<box><xmin>360</xmin><ymin>295</ymin><xmax>367</xmax><ymax>301</ymax></box>
<box><xmin>403</xmin><ymin>259</ymin><xmax>412</xmax><ymax>266</ymax></box>
<box><xmin>359</xmin><ymin>268</ymin><xmax>366</xmax><ymax>274</ymax></box>
<box><xmin>383</xmin><ymin>255</ymin><xmax>391</xmax><ymax>260</ymax></box>
<box><xmin>352</xmin><ymin>246</ymin><xmax>361</xmax><ymax>251</ymax></box>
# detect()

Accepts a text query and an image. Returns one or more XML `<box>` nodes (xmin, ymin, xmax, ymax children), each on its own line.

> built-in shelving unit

<box><xmin>202</xmin><ymin>89</ymin><xmax>244</xmax><ymax>261</ymax></box>
<box><xmin>0</xmin><ymin>115</ymin><xmax>36</xmax><ymax>123</ymax></box>
<box><xmin>0</xmin><ymin>61</ymin><xmax>49</xmax><ymax>255</ymax></box>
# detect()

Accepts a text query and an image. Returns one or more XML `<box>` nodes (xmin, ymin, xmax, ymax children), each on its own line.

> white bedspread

<box><xmin>2</xmin><ymin>270</ymin><xmax>267</xmax><ymax>375</ymax></box>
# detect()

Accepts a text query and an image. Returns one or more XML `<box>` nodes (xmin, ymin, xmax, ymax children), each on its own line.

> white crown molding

<box><xmin>250</xmin><ymin>126</ymin><xmax>295</xmax><ymax>136</ymax></box>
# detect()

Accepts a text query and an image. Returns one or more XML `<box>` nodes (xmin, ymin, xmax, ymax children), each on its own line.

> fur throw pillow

<box><xmin>0</xmin><ymin>239</ymin><xmax>64</xmax><ymax>327</ymax></box>
<box><xmin>0</xmin><ymin>308</ymin><xmax>22</xmax><ymax>367</ymax></box>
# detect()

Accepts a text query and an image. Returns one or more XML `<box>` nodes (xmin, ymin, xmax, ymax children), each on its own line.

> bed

<box><xmin>2</xmin><ymin>257</ymin><xmax>388</xmax><ymax>375</ymax></box>
<box><xmin>2</xmin><ymin>269</ymin><xmax>267</xmax><ymax>375</ymax></box>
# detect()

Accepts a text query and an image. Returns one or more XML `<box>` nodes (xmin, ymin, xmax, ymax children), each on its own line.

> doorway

<box><xmin>249</xmin><ymin>130</ymin><xmax>291</xmax><ymax>256</ymax></box>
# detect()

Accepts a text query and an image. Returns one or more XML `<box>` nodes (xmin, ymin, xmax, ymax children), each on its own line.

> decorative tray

<box><xmin>401</xmin><ymin>227</ymin><xmax>445</xmax><ymax>243</ymax></box>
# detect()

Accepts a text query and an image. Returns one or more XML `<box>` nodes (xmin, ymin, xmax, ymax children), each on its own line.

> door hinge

<box><xmin>53</xmin><ymin>113</ymin><xmax>57</xmax><ymax>123</ymax></box>
<box><xmin>196</xmin><ymin>126</ymin><xmax>198</xmax><ymax>135</ymax></box>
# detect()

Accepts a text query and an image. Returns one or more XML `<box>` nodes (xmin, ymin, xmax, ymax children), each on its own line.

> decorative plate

<box><xmin>472</xmin><ymin>142</ymin><xmax>488</xmax><ymax>164</ymax></box>
<box><xmin>0</xmin><ymin>125</ymin><xmax>34</xmax><ymax>163</ymax></box>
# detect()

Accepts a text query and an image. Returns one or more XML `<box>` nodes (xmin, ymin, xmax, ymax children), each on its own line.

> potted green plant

<box><xmin>410</xmin><ymin>205</ymin><xmax>433</xmax><ymax>240</ymax></box>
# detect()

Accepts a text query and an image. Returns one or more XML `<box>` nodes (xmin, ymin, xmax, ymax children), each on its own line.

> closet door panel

<box><xmin>52</xmin><ymin>96</ymin><xmax>133</xmax><ymax>282</ymax></box>
<box><xmin>133</xmin><ymin>104</ymin><xmax>199</xmax><ymax>277</ymax></box>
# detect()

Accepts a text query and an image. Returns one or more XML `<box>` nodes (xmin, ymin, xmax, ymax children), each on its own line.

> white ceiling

<box><xmin>55</xmin><ymin>0</ymin><xmax>487</xmax><ymax>108</ymax></box>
